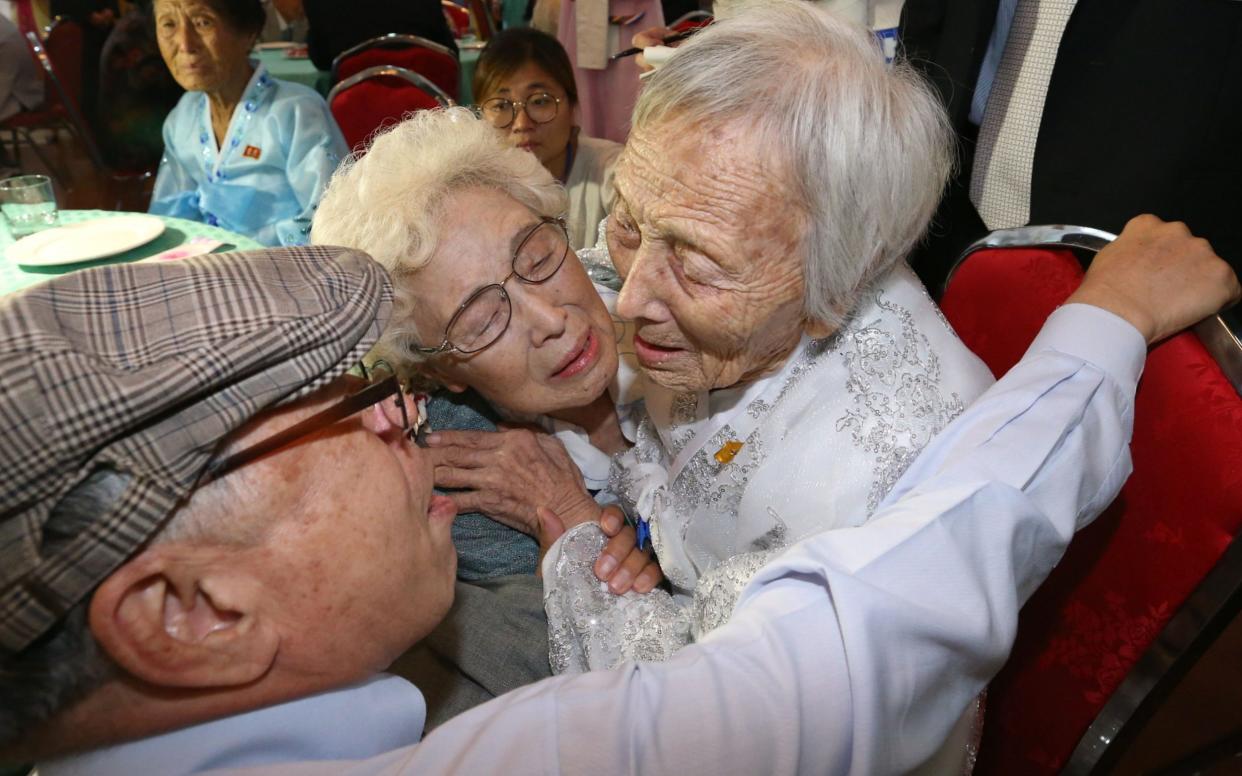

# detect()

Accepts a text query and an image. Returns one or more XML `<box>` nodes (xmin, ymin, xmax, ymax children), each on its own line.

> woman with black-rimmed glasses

<box><xmin>473</xmin><ymin>28</ymin><xmax>622</xmax><ymax>251</ymax></box>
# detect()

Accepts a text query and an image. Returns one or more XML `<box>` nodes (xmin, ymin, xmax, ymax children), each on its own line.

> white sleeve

<box><xmin>211</xmin><ymin>303</ymin><xmax>1147</xmax><ymax>776</ymax></box>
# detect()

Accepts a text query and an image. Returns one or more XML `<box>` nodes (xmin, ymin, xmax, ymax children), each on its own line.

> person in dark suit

<box><xmin>302</xmin><ymin>0</ymin><xmax>457</xmax><ymax>72</ymax></box>
<box><xmin>900</xmin><ymin>0</ymin><xmax>1242</xmax><ymax>294</ymax></box>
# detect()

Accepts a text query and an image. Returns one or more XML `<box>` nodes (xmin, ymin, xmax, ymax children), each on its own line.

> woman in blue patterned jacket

<box><xmin>149</xmin><ymin>0</ymin><xmax>346</xmax><ymax>246</ymax></box>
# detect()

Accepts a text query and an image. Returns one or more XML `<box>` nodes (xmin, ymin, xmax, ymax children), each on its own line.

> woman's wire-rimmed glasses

<box><xmin>478</xmin><ymin>92</ymin><xmax>561</xmax><ymax>129</ymax></box>
<box><xmin>202</xmin><ymin>361</ymin><xmax>420</xmax><ymax>483</ymax></box>
<box><xmin>414</xmin><ymin>217</ymin><xmax>570</xmax><ymax>356</ymax></box>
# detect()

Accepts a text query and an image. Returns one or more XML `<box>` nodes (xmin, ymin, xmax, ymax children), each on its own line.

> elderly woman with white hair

<box><xmin>541</xmin><ymin>0</ymin><xmax>994</xmax><ymax>667</ymax></box>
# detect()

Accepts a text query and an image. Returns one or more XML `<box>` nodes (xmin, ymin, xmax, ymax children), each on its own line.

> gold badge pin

<box><xmin>714</xmin><ymin>440</ymin><xmax>744</xmax><ymax>465</ymax></box>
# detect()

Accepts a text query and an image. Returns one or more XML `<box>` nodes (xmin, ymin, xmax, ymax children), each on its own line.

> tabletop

<box><xmin>0</xmin><ymin>210</ymin><xmax>263</xmax><ymax>297</ymax></box>
<box><xmin>254</xmin><ymin>48</ymin><xmax>331</xmax><ymax>96</ymax></box>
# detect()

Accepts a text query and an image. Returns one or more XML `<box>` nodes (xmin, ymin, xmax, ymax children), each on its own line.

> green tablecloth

<box><xmin>0</xmin><ymin>210</ymin><xmax>263</xmax><ymax>297</ymax></box>
<box><xmin>254</xmin><ymin>48</ymin><xmax>331</xmax><ymax>96</ymax></box>
<box><xmin>459</xmin><ymin>45</ymin><xmax>482</xmax><ymax>105</ymax></box>
<box><xmin>255</xmin><ymin>46</ymin><xmax>482</xmax><ymax>105</ymax></box>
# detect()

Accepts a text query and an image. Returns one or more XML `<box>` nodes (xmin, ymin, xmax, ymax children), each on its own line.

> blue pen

<box><xmin>635</xmin><ymin>517</ymin><xmax>651</xmax><ymax>551</ymax></box>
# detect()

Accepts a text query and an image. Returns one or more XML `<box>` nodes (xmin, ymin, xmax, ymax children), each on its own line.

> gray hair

<box><xmin>633</xmin><ymin>0</ymin><xmax>953</xmax><ymax>328</ymax></box>
<box><xmin>311</xmin><ymin>108</ymin><xmax>568</xmax><ymax>373</ymax></box>
<box><xmin>0</xmin><ymin>464</ymin><xmax>263</xmax><ymax>753</ymax></box>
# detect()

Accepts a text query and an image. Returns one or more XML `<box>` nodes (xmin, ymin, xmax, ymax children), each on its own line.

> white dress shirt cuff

<box><xmin>1030</xmin><ymin>303</ymin><xmax>1147</xmax><ymax>387</ymax></box>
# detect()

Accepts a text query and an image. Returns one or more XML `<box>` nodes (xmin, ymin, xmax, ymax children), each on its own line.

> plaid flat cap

<box><xmin>0</xmin><ymin>246</ymin><xmax>392</xmax><ymax>655</ymax></box>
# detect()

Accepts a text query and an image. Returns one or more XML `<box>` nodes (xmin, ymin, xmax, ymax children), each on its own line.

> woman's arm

<box><xmin>268</xmin><ymin>94</ymin><xmax>348</xmax><ymax>247</ymax></box>
<box><xmin>148</xmin><ymin>105</ymin><xmax>204</xmax><ymax>222</ymax></box>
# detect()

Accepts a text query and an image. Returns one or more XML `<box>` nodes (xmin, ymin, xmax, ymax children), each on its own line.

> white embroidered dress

<box><xmin>543</xmin><ymin>260</ymin><xmax>997</xmax><ymax>673</ymax></box>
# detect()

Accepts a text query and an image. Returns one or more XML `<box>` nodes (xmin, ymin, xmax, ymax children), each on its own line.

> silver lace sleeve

<box><xmin>543</xmin><ymin>522</ymin><xmax>692</xmax><ymax>674</ymax></box>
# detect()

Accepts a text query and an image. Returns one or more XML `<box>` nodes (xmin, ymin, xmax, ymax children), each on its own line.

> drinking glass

<box><xmin>0</xmin><ymin>175</ymin><xmax>59</xmax><ymax>238</ymax></box>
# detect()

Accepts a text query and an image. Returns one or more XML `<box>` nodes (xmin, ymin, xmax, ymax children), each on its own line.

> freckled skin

<box><xmin>226</xmin><ymin>380</ymin><xmax>458</xmax><ymax>678</ymax></box>
<box><xmin>610</xmin><ymin>119</ymin><xmax>815</xmax><ymax>393</ymax></box>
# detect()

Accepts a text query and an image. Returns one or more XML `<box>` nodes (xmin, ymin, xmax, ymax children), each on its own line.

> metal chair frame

<box><xmin>326</xmin><ymin>65</ymin><xmax>455</xmax><ymax>108</ymax></box>
<box><xmin>329</xmin><ymin>33</ymin><xmax>457</xmax><ymax>85</ymax></box>
<box><xmin>2</xmin><ymin>30</ymin><xmax>107</xmax><ymax>178</ymax></box>
<box><xmin>949</xmin><ymin>225</ymin><xmax>1242</xmax><ymax>775</ymax></box>
<box><xmin>670</xmin><ymin>10</ymin><xmax>713</xmax><ymax>27</ymax></box>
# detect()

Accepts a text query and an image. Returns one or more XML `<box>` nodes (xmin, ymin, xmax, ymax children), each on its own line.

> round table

<box><xmin>0</xmin><ymin>210</ymin><xmax>262</xmax><ymax>297</ymax></box>
<box><xmin>254</xmin><ymin>48</ymin><xmax>331</xmax><ymax>96</ymax></box>
<box><xmin>253</xmin><ymin>45</ymin><xmax>482</xmax><ymax>105</ymax></box>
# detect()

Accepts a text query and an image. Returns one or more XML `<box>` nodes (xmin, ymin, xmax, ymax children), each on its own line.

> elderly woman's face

<box><xmin>154</xmin><ymin>0</ymin><xmax>255</xmax><ymax>95</ymax></box>
<box><xmin>610</xmin><ymin>120</ymin><xmax>808</xmax><ymax>393</ymax></box>
<box><xmin>479</xmin><ymin>62</ymin><xmax>576</xmax><ymax>174</ymax></box>
<box><xmin>416</xmin><ymin>187</ymin><xmax>618</xmax><ymax>416</ymax></box>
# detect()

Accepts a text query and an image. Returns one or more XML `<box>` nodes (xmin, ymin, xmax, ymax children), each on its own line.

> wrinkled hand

<box><xmin>1067</xmin><ymin>215</ymin><xmax>1240</xmax><ymax>344</ymax></box>
<box><xmin>533</xmin><ymin>506</ymin><xmax>664</xmax><ymax>591</ymax></box>
<box><xmin>427</xmin><ymin>427</ymin><xmax>601</xmax><ymax>537</ymax></box>
<box><xmin>594</xmin><ymin>506</ymin><xmax>663</xmax><ymax>594</ymax></box>
<box><xmin>632</xmin><ymin>25</ymin><xmax>675</xmax><ymax>72</ymax></box>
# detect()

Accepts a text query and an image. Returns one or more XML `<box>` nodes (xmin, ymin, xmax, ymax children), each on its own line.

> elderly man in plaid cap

<box><xmin>0</xmin><ymin>246</ymin><xmax>461</xmax><ymax>771</ymax></box>
<box><xmin>0</xmin><ymin>225</ymin><xmax>1236</xmax><ymax>774</ymax></box>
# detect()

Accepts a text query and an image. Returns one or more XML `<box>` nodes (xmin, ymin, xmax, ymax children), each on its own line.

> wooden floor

<box><xmin>4</xmin><ymin>131</ymin><xmax>1240</xmax><ymax>776</ymax></box>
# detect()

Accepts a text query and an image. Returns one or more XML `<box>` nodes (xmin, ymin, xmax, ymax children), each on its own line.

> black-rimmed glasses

<box><xmin>203</xmin><ymin>361</ymin><xmax>421</xmax><ymax>483</ymax></box>
<box><xmin>414</xmin><ymin>217</ymin><xmax>570</xmax><ymax>356</ymax></box>
<box><xmin>479</xmin><ymin>92</ymin><xmax>561</xmax><ymax>129</ymax></box>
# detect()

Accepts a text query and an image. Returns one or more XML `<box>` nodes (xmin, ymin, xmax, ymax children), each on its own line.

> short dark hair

<box><xmin>204</xmin><ymin>0</ymin><xmax>266</xmax><ymax>38</ymax></box>
<box><xmin>473</xmin><ymin>28</ymin><xmax>578</xmax><ymax>107</ymax></box>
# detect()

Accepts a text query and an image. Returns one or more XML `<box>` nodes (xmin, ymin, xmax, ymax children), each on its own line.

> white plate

<box><xmin>8</xmin><ymin>215</ymin><xmax>166</xmax><ymax>266</ymax></box>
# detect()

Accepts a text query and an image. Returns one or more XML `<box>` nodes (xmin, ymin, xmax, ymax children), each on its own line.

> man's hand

<box><xmin>1067</xmin><ymin>215</ymin><xmax>1240</xmax><ymax>344</ymax></box>
<box><xmin>427</xmin><ymin>427</ymin><xmax>601</xmax><ymax>536</ymax></box>
<box><xmin>594</xmin><ymin>506</ymin><xmax>663</xmax><ymax>594</ymax></box>
<box><xmin>632</xmin><ymin>25</ymin><xmax>675</xmax><ymax>72</ymax></box>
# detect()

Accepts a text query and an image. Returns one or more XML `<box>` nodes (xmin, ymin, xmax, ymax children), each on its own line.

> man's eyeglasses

<box><xmin>203</xmin><ymin>361</ymin><xmax>424</xmax><ymax>483</ymax></box>
<box><xmin>414</xmin><ymin>217</ymin><xmax>570</xmax><ymax>356</ymax></box>
<box><xmin>479</xmin><ymin>92</ymin><xmax>561</xmax><ymax>129</ymax></box>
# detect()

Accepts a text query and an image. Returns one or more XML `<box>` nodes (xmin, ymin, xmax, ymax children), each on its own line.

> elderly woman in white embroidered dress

<box><xmin>542</xmin><ymin>0</ymin><xmax>994</xmax><ymax>670</ymax></box>
<box><xmin>538</xmin><ymin>3</ymin><xmax>996</xmax><ymax>768</ymax></box>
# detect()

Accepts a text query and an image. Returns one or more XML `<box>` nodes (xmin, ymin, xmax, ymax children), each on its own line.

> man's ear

<box><xmin>88</xmin><ymin>546</ymin><xmax>280</xmax><ymax>689</ymax></box>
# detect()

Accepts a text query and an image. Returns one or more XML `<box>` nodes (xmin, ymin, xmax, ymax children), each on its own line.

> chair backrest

<box><xmin>331</xmin><ymin>33</ymin><xmax>459</xmax><ymax>102</ymax></box>
<box><xmin>670</xmin><ymin>10</ymin><xmax>713</xmax><ymax>32</ymax></box>
<box><xmin>939</xmin><ymin>226</ymin><xmax>1242</xmax><ymax>775</ymax></box>
<box><xmin>442</xmin><ymin>1</ymin><xmax>471</xmax><ymax>38</ymax></box>
<box><xmin>22</xmin><ymin>30</ymin><xmax>106</xmax><ymax>169</ymax></box>
<box><xmin>41</xmin><ymin>16</ymin><xmax>83</xmax><ymax>113</ymax></box>
<box><xmin>466</xmin><ymin>0</ymin><xmax>495</xmax><ymax>40</ymax></box>
<box><xmin>327</xmin><ymin>65</ymin><xmax>453</xmax><ymax>152</ymax></box>
<box><xmin>12</xmin><ymin>0</ymin><xmax>40</xmax><ymax>40</ymax></box>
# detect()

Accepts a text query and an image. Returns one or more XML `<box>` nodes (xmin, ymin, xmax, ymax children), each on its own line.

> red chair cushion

<box><xmin>336</xmin><ymin>45</ymin><xmax>458</xmax><ymax>102</ymax></box>
<box><xmin>671</xmin><ymin>17</ymin><xmax>713</xmax><ymax>33</ymax></box>
<box><xmin>442</xmin><ymin>2</ymin><xmax>471</xmax><ymax>38</ymax></box>
<box><xmin>330</xmin><ymin>77</ymin><xmax>444</xmax><ymax>152</ymax></box>
<box><xmin>941</xmin><ymin>247</ymin><xmax>1242</xmax><ymax>774</ymax></box>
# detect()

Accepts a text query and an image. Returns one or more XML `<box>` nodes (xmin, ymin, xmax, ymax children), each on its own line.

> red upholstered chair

<box><xmin>1</xmin><ymin>29</ymin><xmax>106</xmax><ymax>178</ymax></box>
<box><xmin>442</xmin><ymin>1</ymin><xmax>471</xmax><ymax>38</ymax></box>
<box><xmin>465</xmin><ymin>0</ymin><xmax>496</xmax><ymax>41</ymax></box>
<box><xmin>331</xmin><ymin>34</ymin><xmax>460</xmax><ymax>103</ymax></box>
<box><xmin>40</xmin><ymin>17</ymin><xmax>83</xmax><ymax>115</ymax></box>
<box><xmin>670</xmin><ymin>10</ymin><xmax>713</xmax><ymax>32</ymax></box>
<box><xmin>939</xmin><ymin>226</ymin><xmax>1242</xmax><ymax>775</ymax></box>
<box><xmin>327</xmin><ymin>65</ymin><xmax>453</xmax><ymax>153</ymax></box>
